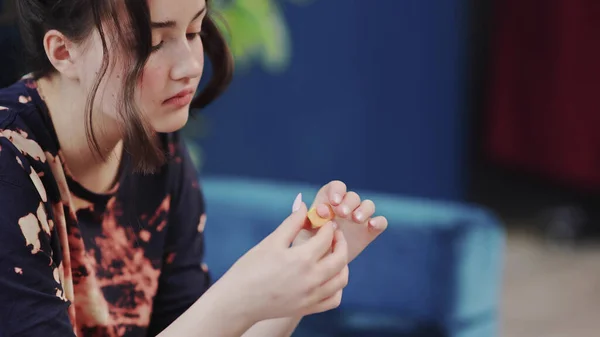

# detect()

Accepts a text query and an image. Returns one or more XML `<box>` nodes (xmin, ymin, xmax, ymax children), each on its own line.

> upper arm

<box><xmin>0</xmin><ymin>140</ymin><xmax>75</xmax><ymax>336</ymax></box>
<box><xmin>147</xmin><ymin>136</ymin><xmax>209</xmax><ymax>336</ymax></box>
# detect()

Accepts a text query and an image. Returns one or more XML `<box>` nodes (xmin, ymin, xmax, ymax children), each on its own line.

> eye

<box><xmin>186</xmin><ymin>32</ymin><xmax>202</xmax><ymax>41</ymax></box>
<box><xmin>151</xmin><ymin>41</ymin><xmax>164</xmax><ymax>53</ymax></box>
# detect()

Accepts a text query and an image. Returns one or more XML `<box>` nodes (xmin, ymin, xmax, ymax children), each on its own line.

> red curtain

<box><xmin>486</xmin><ymin>0</ymin><xmax>600</xmax><ymax>191</ymax></box>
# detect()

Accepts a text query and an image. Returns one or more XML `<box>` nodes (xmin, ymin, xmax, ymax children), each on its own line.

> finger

<box><xmin>314</xmin><ymin>265</ymin><xmax>349</xmax><ymax>302</ymax></box>
<box><xmin>315</xmin><ymin>230</ymin><xmax>348</xmax><ymax>282</ymax></box>
<box><xmin>313</xmin><ymin>180</ymin><xmax>347</xmax><ymax>208</ymax></box>
<box><xmin>316</xmin><ymin>203</ymin><xmax>334</xmax><ymax>219</ymax></box>
<box><xmin>291</xmin><ymin>228</ymin><xmax>312</xmax><ymax>247</ymax></box>
<box><xmin>336</xmin><ymin>191</ymin><xmax>360</xmax><ymax>218</ymax></box>
<box><xmin>368</xmin><ymin>216</ymin><xmax>388</xmax><ymax>233</ymax></box>
<box><xmin>353</xmin><ymin>199</ymin><xmax>375</xmax><ymax>223</ymax></box>
<box><xmin>270</xmin><ymin>195</ymin><xmax>309</xmax><ymax>246</ymax></box>
<box><xmin>327</xmin><ymin>180</ymin><xmax>347</xmax><ymax>206</ymax></box>
<box><xmin>305</xmin><ymin>289</ymin><xmax>344</xmax><ymax>315</ymax></box>
<box><xmin>296</xmin><ymin>221</ymin><xmax>336</xmax><ymax>260</ymax></box>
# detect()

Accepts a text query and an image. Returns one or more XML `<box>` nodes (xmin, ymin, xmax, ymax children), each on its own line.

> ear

<box><xmin>42</xmin><ymin>29</ymin><xmax>80</xmax><ymax>80</ymax></box>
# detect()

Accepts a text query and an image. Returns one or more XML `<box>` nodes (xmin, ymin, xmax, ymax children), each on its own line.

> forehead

<box><xmin>147</xmin><ymin>0</ymin><xmax>207</xmax><ymax>22</ymax></box>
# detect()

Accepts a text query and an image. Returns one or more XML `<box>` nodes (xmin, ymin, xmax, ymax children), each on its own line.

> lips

<box><xmin>163</xmin><ymin>88</ymin><xmax>195</xmax><ymax>107</ymax></box>
<box><xmin>165</xmin><ymin>88</ymin><xmax>194</xmax><ymax>102</ymax></box>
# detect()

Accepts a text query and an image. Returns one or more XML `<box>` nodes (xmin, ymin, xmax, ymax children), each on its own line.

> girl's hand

<box><xmin>216</xmin><ymin>194</ymin><xmax>349</xmax><ymax>323</ymax></box>
<box><xmin>296</xmin><ymin>181</ymin><xmax>388</xmax><ymax>263</ymax></box>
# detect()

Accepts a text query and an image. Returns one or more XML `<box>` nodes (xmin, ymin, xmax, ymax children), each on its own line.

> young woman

<box><xmin>0</xmin><ymin>0</ymin><xmax>388</xmax><ymax>336</ymax></box>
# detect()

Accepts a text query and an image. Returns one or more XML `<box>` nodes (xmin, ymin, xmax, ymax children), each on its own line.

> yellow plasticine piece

<box><xmin>307</xmin><ymin>204</ymin><xmax>334</xmax><ymax>229</ymax></box>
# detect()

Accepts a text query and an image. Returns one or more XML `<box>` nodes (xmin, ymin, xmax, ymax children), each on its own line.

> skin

<box><xmin>36</xmin><ymin>0</ymin><xmax>388</xmax><ymax>335</ymax></box>
<box><xmin>247</xmin><ymin>185</ymin><xmax>388</xmax><ymax>337</ymax></box>
<box><xmin>38</xmin><ymin>0</ymin><xmax>204</xmax><ymax>194</ymax></box>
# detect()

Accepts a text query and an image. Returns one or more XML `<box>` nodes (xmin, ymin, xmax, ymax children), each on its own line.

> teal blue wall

<box><xmin>198</xmin><ymin>0</ymin><xmax>470</xmax><ymax>200</ymax></box>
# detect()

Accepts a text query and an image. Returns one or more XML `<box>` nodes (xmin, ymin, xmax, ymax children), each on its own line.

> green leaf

<box><xmin>189</xmin><ymin>0</ymin><xmax>319</xmax><ymax>170</ymax></box>
<box><xmin>211</xmin><ymin>0</ymin><xmax>317</xmax><ymax>73</ymax></box>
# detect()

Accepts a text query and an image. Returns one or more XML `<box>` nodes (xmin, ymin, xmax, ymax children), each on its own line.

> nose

<box><xmin>170</xmin><ymin>42</ymin><xmax>203</xmax><ymax>82</ymax></box>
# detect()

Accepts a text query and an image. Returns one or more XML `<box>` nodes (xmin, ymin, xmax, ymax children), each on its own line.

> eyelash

<box><xmin>151</xmin><ymin>32</ymin><xmax>202</xmax><ymax>53</ymax></box>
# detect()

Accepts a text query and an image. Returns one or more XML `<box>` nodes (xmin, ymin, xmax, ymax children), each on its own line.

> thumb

<box><xmin>271</xmin><ymin>193</ymin><xmax>310</xmax><ymax>246</ymax></box>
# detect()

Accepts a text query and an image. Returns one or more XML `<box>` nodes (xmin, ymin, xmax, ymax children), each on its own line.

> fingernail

<box><xmin>292</xmin><ymin>193</ymin><xmax>302</xmax><ymax>212</ymax></box>
<box><xmin>333</xmin><ymin>194</ymin><xmax>342</xmax><ymax>204</ymax></box>
<box><xmin>368</xmin><ymin>219</ymin><xmax>377</xmax><ymax>229</ymax></box>
<box><xmin>341</xmin><ymin>205</ymin><xmax>350</xmax><ymax>216</ymax></box>
<box><xmin>355</xmin><ymin>211</ymin><xmax>363</xmax><ymax>222</ymax></box>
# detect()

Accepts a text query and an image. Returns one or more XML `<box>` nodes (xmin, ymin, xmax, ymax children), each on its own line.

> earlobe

<box><xmin>43</xmin><ymin>30</ymin><xmax>79</xmax><ymax>80</ymax></box>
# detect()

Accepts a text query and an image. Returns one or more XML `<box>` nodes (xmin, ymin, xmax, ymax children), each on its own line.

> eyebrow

<box><xmin>150</xmin><ymin>7</ymin><xmax>206</xmax><ymax>29</ymax></box>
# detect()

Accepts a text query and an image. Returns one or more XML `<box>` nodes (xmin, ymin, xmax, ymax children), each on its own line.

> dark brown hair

<box><xmin>16</xmin><ymin>0</ymin><xmax>233</xmax><ymax>174</ymax></box>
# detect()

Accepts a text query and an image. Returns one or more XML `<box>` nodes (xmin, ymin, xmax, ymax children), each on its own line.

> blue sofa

<box><xmin>200</xmin><ymin>176</ymin><xmax>505</xmax><ymax>337</ymax></box>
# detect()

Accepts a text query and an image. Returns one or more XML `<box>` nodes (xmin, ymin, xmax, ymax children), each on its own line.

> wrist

<box><xmin>242</xmin><ymin>316</ymin><xmax>304</xmax><ymax>337</ymax></box>
<box><xmin>157</xmin><ymin>278</ymin><xmax>256</xmax><ymax>337</ymax></box>
<box><xmin>205</xmin><ymin>276</ymin><xmax>258</xmax><ymax>328</ymax></box>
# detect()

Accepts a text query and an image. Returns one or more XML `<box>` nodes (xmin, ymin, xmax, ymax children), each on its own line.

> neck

<box><xmin>37</xmin><ymin>74</ymin><xmax>124</xmax><ymax>194</ymax></box>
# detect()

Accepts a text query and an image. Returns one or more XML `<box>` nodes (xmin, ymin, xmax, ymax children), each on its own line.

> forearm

<box><xmin>157</xmin><ymin>280</ymin><xmax>255</xmax><ymax>337</ymax></box>
<box><xmin>242</xmin><ymin>316</ymin><xmax>303</xmax><ymax>337</ymax></box>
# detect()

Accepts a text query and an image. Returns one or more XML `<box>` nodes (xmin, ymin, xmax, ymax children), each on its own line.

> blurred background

<box><xmin>2</xmin><ymin>0</ymin><xmax>600</xmax><ymax>336</ymax></box>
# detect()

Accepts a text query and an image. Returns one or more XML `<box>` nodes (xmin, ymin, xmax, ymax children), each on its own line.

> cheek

<box><xmin>138</xmin><ymin>64</ymin><xmax>169</xmax><ymax>105</ymax></box>
<box><xmin>195</xmin><ymin>42</ymin><xmax>205</xmax><ymax>73</ymax></box>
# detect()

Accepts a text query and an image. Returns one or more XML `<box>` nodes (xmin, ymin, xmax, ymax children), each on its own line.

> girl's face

<box><xmin>74</xmin><ymin>0</ymin><xmax>206</xmax><ymax>134</ymax></box>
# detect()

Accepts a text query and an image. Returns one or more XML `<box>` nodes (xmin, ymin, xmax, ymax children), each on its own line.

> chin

<box><xmin>152</xmin><ymin>107</ymin><xmax>190</xmax><ymax>133</ymax></box>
